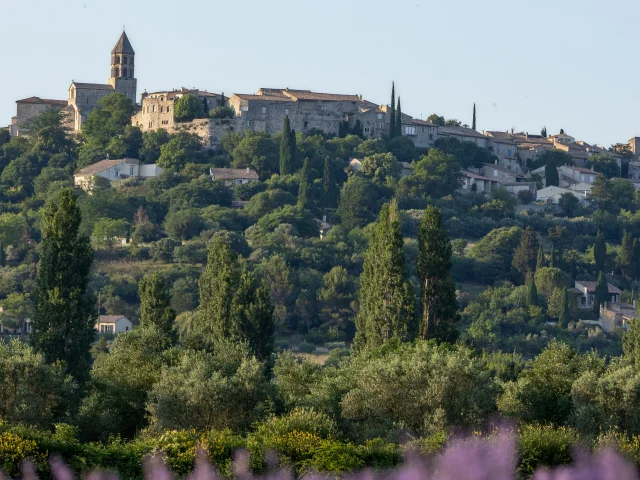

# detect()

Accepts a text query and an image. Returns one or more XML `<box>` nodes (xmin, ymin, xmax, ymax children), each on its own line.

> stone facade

<box><xmin>9</xmin><ymin>97</ymin><xmax>69</xmax><ymax>136</ymax></box>
<box><xmin>67</xmin><ymin>32</ymin><xmax>138</xmax><ymax>131</ymax></box>
<box><xmin>132</xmin><ymin>89</ymin><xmax>225</xmax><ymax>132</ymax></box>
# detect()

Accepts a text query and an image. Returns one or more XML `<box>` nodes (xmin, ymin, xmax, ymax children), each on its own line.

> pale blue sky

<box><xmin>2</xmin><ymin>0</ymin><xmax>637</xmax><ymax>146</ymax></box>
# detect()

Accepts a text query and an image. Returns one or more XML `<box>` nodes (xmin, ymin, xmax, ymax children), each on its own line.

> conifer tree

<box><xmin>633</xmin><ymin>238</ymin><xmax>640</xmax><ymax>280</ymax></box>
<box><xmin>417</xmin><ymin>206</ymin><xmax>459</xmax><ymax>343</ymax></box>
<box><xmin>541</xmin><ymin>126</ymin><xmax>547</xmax><ymax>138</ymax></box>
<box><xmin>624</xmin><ymin>312</ymin><xmax>640</xmax><ymax>368</ymax></box>
<box><xmin>536</xmin><ymin>244</ymin><xmax>545</xmax><ymax>270</ymax></box>
<box><xmin>0</xmin><ymin>241</ymin><xmax>4</xmax><ymax>267</ymax></box>
<box><xmin>139</xmin><ymin>272</ymin><xmax>176</xmax><ymax>343</ymax></box>
<box><xmin>298</xmin><ymin>158</ymin><xmax>310</xmax><ymax>208</ymax></box>
<box><xmin>558</xmin><ymin>286</ymin><xmax>570</xmax><ymax>328</ymax></box>
<box><xmin>322</xmin><ymin>157</ymin><xmax>337</xmax><ymax>209</ymax></box>
<box><xmin>395</xmin><ymin>97</ymin><xmax>402</xmax><ymax>138</ymax></box>
<box><xmin>472</xmin><ymin>103</ymin><xmax>477</xmax><ymax>130</ymax></box>
<box><xmin>198</xmin><ymin>237</ymin><xmax>241</xmax><ymax>346</ymax></box>
<box><xmin>279</xmin><ymin>116</ymin><xmax>292</xmax><ymax>175</ymax></box>
<box><xmin>389</xmin><ymin>82</ymin><xmax>396</xmax><ymax>139</ymax></box>
<box><xmin>526</xmin><ymin>273</ymin><xmax>538</xmax><ymax>307</ymax></box>
<box><xmin>290</xmin><ymin>128</ymin><xmax>297</xmax><ymax>170</ymax></box>
<box><xmin>32</xmin><ymin>188</ymin><xmax>95</xmax><ymax>382</ymax></box>
<box><xmin>545</xmin><ymin>160</ymin><xmax>559</xmax><ymax>187</ymax></box>
<box><xmin>594</xmin><ymin>230</ymin><xmax>606</xmax><ymax>272</ymax></box>
<box><xmin>620</xmin><ymin>230</ymin><xmax>634</xmax><ymax>280</ymax></box>
<box><xmin>512</xmin><ymin>227</ymin><xmax>539</xmax><ymax>279</ymax></box>
<box><xmin>354</xmin><ymin>200</ymin><xmax>414</xmax><ymax>350</ymax></box>
<box><xmin>202</xmin><ymin>98</ymin><xmax>209</xmax><ymax>116</ymax></box>
<box><xmin>594</xmin><ymin>271</ymin><xmax>608</xmax><ymax>314</ymax></box>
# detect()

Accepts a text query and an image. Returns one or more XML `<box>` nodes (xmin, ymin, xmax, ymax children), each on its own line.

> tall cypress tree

<box><xmin>32</xmin><ymin>188</ymin><xmax>95</xmax><ymax>382</ymax></box>
<box><xmin>280</xmin><ymin>116</ymin><xmax>292</xmax><ymax>175</ymax></box>
<box><xmin>198</xmin><ymin>237</ymin><xmax>241</xmax><ymax>347</ymax></box>
<box><xmin>536</xmin><ymin>244</ymin><xmax>545</xmax><ymax>270</ymax></box>
<box><xmin>545</xmin><ymin>161</ymin><xmax>559</xmax><ymax>187</ymax></box>
<box><xmin>620</xmin><ymin>230</ymin><xmax>634</xmax><ymax>280</ymax></box>
<box><xmin>322</xmin><ymin>157</ymin><xmax>337</xmax><ymax>209</ymax></box>
<box><xmin>395</xmin><ymin>97</ymin><xmax>403</xmax><ymax>138</ymax></box>
<box><xmin>290</xmin><ymin>128</ymin><xmax>297</xmax><ymax>171</ymax></box>
<box><xmin>594</xmin><ymin>271</ymin><xmax>608</xmax><ymax>314</ymax></box>
<box><xmin>472</xmin><ymin>103</ymin><xmax>477</xmax><ymax>130</ymax></box>
<box><xmin>541</xmin><ymin>126</ymin><xmax>547</xmax><ymax>138</ymax></box>
<box><xmin>298</xmin><ymin>158</ymin><xmax>310</xmax><ymax>208</ymax></box>
<box><xmin>389</xmin><ymin>82</ymin><xmax>396</xmax><ymax>139</ymax></box>
<box><xmin>558</xmin><ymin>286</ymin><xmax>571</xmax><ymax>328</ymax></box>
<box><xmin>0</xmin><ymin>241</ymin><xmax>4</xmax><ymax>267</ymax></box>
<box><xmin>139</xmin><ymin>272</ymin><xmax>176</xmax><ymax>343</ymax></box>
<box><xmin>417</xmin><ymin>206</ymin><xmax>459</xmax><ymax>343</ymax></box>
<box><xmin>354</xmin><ymin>200</ymin><xmax>414</xmax><ymax>350</ymax></box>
<box><xmin>594</xmin><ymin>230</ymin><xmax>606</xmax><ymax>272</ymax></box>
<box><xmin>512</xmin><ymin>227</ymin><xmax>539</xmax><ymax>279</ymax></box>
<box><xmin>526</xmin><ymin>273</ymin><xmax>538</xmax><ymax>307</ymax></box>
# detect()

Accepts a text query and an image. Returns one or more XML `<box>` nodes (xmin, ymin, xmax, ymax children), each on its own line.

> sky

<box><xmin>1</xmin><ymin>0</ymin><xmax>638</xmax><ymax>146</ymax></box>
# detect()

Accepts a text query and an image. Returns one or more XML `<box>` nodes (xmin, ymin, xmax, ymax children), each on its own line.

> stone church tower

<box><xmin>108</xmin><ymin>31</ymin><xmax>137</xmax><ymax>104</ymax></box>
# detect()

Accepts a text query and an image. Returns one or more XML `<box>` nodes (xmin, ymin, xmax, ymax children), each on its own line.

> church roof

<box><xmin>16</xmin><ymin>97</ymin><xmax>68</xmax><ymax>106</ymax></box>
<box><xmin>112</xmin><ymin>32</ymin><xmax>134</xmax><ymax>54</ymax></box>
<box><xmin>72</xmin><ymin>82</ymin><xmax>114</xmax><ymax>91</ymax></box>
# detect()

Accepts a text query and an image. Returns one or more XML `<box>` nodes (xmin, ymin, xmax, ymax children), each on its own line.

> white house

<box><xmin>536</xmin><ymin>185</ymin><xmax>587</xmax><ymax>204</ymax></box>
<box><xmin>572</xmin><ymin>281</ymin><xmax>622</xmax><ymax>310</ymax></box>
<box><xmin>74</xmin><ymin>158</ymin><xmax>162</xmax><ymax>190</ymax></box>
<box><xmin>95</xmin><ymin>315</ymin><xmax>132</xmax><ymax>334</ymax></box>
<box><xmin>210</xmin><ymin>167</ymin><xmax>259</xmax><ymax>186</ymax></box>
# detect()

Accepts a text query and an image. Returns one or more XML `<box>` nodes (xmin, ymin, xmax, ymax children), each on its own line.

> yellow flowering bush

<box><xmin>150</xmin><ymin>430</ymin><xmax>201</xmax><ymax>477</ymax></box>
<box><xmin>0</xmin><ymin>432</ymin><xmax>47</xmax><ymax>477</ymax></box>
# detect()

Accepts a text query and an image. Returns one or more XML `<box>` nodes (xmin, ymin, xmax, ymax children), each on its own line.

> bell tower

<box><xmin>108</xmin><ymin>31</ymin><xmax>137</xmax><ymax>104</ymax></box>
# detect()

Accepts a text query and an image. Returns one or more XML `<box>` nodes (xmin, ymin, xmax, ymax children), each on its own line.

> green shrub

<box><xmin>298</xmin><ymin>342</ymin><xmax>316</xmax><ymax>353</ymax></box>
<box><xmin>517</xmin><ymin>424</ymin><xmax>578</xmax><ymax>478</ymax></box>
<box><xmin>303</xmin><ymin>440</ymin><xmax>364</xmax><ymax>474</ymax></box>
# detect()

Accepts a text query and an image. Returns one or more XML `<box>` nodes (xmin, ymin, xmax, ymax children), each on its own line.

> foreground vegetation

<box><xmin>3</xmin><ymin>93</ymin><xmax>640</xmax><ymax>477</ymax></box>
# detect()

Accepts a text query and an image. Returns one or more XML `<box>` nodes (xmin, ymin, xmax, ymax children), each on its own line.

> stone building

<box><xmin>67</xmin><ymin>31</ymin><xmax>138</xmax><ymax>131</ymax></box>
<box><xmin>132</xmin><ymin>89</ymin><xmax>225</xmax><ymax>131</ymax></box>
<box><xmin>9</xmin><ymin>97</ymin><xmax>69</xmax><ymax>136</ymax></box>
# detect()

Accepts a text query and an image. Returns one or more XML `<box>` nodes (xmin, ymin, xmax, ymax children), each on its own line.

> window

<box><xmin>123</xmin><ymin>56</ymin><xmax>128</xmax><ymax>64</ymax></box>
<box><xmin>429</xmin><ymin>134</ymin><xmax>434</xmax><ymax>141</ymax></box>
<box><xmin>123</xmin><ymin>68</ymin><xmax>127</xmax><ymax>77</ymax></box>
<box><xmin>115</xmin><ymin>55</ymin><xmax>120</xmax><ymax>63</ymax></box>
<box><xmin>240</xmin><ymin>105</ymin><xmax>249</xmax><ymax>112</ymax></box>
<box><xmin>246</xmin><ymin>120</ymin><xmax>253</xmax><ymax>127</ymax></box>
<box><xmin>152</xmin><ymin>105</ymin><xmax>156</xmax><ymax>113</ymax></box>
<box><xmin>130</xmin><ymin>167</ymin><xmax>134</xmax><ymax>175</ymax></box>
<box><xmin>148</xmin><ymin>121</ymin><xmax>152</xmax><ymax>128</ymax></box>
<box><xmin>304</xmin><ymin>121</ymin><xmax>308</xmax><ymax>129</ymax></box>
<box><xmin>115</xmin><ymin>67</ymin><xmax>120</xmax><ymax>77</ymax></box>
<box><xmin>167</xmin><ymin>106</ymin><xmax>171</xmax><ymax>113</ymax></box>
<box><xmin>160</xmin><ymin>106</ymin><xmax>163</xmax><ymax>113</ymax></box>
<box><xmin>101</xmin><ymin>324</ymin><xmax>114</xmax><ymax>333</ymax></box>
<box><xmin>493</xmin><ymin>169</ymin><xmax>498</xmax><ymax>177</ymax></box>
<box><xmin>377</xmin><ymin>113</ymin><xmax>383</xmax><ymax>120</ymax></box>
<box><xmin>113</xmin><ymin>169</ymin><xmax>119</xmax><ymax>178</ymax></box>
<box><xmin>261</xmin><ymin>107</ymin><xmax>267</xmax><ymax>114</ymax></box>
<box><xmin>86</xmin><ymin>98</ymin><xmax>90</xmax><ymax>105</ymax></box>
<box><xmin>404</xmin><ymin>126</ymin><xmax>416</xmax><ymax>136</ymax></box>
<box><xmin>364</xmin><ymin>127</ymin><xmax>369</xmax><ymax>132</ymax></box>
<box><xmin>318</xmin><ymin>103</ymin><xmax>328</xmax><ymax>111</ymax></box>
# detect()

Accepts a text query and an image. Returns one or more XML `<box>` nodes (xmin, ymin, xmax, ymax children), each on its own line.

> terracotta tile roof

<box><xmin>75</xmin><ymin>159</ymin><xmax>126</xmax><ymax>176</ymax></box>
<box><xmin>463</xmin><ymin>170</ymin><xmax>494</xmax><ymax>181</ymax></box>
<box><xmin>575</xmin><ymin>281</ymin><xmax>622</xmax><ymax>294</ymax></box>
<box><xmin>210</xmin><ymin>167</ymin><xmax>259</xmax><ymax>180</ymax></box>
<box><xmin>233</xmin><ymin>93</ymin><xmax>294</xmax><ymax>102</ymax></box>
<box><xmin>439</xmin><ymin>125</ymin><xmax>488</xmax><ymax>139</ymax></box>
<box><xmin>72</xmin><ymin>82</ymin><xmax>114</xmax><ymax>91</ymax></box>
<box><xmin>283</xmin><ymin>90</ymin><xmax>362</xmax><ymax>102</ymax></box>
<box><xmin>112</xmin><ymin>32</ymin><xmax>134</xmax><ymax>54</ymax></box>
<box><xmin>411</xmin><ymin>119</ymin><xmax>437</xmax><ymax>127</ymax></box>
<box><xmin>97</xmin><ymin>315</ymin><xmax>127</xmax><ymax>324</ymax></box>
<box><xmin>16</xmin><ymin>96</ymin><xmax>68</xmax><ymax>106</ymax></box>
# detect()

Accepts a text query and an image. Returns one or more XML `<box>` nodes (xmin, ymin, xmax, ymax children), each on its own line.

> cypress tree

<box><xmin>290</xmin><ymin>128</ymin><xmax>297</xmax><ymax>170</ymax></box>
<box><xmin>0</xmin><ymin>241</ymin><xmax>4</xmax><ymax>267</ymax></box>
<box><xmin>279</xmin><ymin>116</ymin><xmax>292</xmax><ymax>175</ymax></box>
<box><xmin>536</xmin><ymin>244</ymin><xmax>545</xmax><ymax>270</ymax></box>
<box><xmin>526</xmin><ymin>273</ymin><xmax>538</xmax><ymax>307</ymax></box>
<box><xmin>389</xmin><ymin>82</ymin><xmax>396</xmax><ymax>139</ymax></box>
<box><xmin>298</xmin><ymin>158</ymin><xmax>310</xmax><ymax>208</ymax></box>
<box><xmin>322</xmin><ymin>157</ymin><xmax>337</xmax><ymax>209</ymax></box>
<box><xmin>512</xmin><ymin>227</ymin><xmax>539</xmax><ymax>279</ymax></box>
<box><xmin>620</xmin><ymin>230</ymin><xmax>634</xmax><ymax>280</ymax></box>
<box><xmin>354</xmin><ymin>200</ymin><xmax>414</xmax><ymax>350</ymax></box>
<box><xmin>32</xmin><ymin>188</ymin><xmax>95</xmax><ymax>382</ymax></box>
<box><xmin>594</xmin><ymin>271</ymin><xmax>608</xmax><ymax>314</ymax></box>
<box><xmin>558</xmin><ymin>286</ymin><xmax>570</xmax><ymax>328</ymax></box>
<box><xmin>202</xmin><ymin>98</ymin><xmax>209</xmax><ymax>116</ymax></box>
<box><xmin>395</xmin><ymin>97</ymin><xmax>403</xmax><ymax>137</ymax></box>
<box><xmin>139</xmin><ymin>272</ymin><xmax>176</xmax><ymax>343</ymax></box>
<box><xmin>545</xmin><ymin>160</ymin><xmax>559</xmax><ymax>187</ymax></box>
<box><xmin>633</xmin><ymin>238</ymin><xmax>640</xmax><ymax>280</ymax></box>
<box><xmin>472</xmin><ymin>103</ymin><xmax>477</xmax><ymax>130</ymax></box>
<box><xmin>624</xmin><ymin>312</ymin><xmax>640</xmax><ymax>368</ymax></box>
<box><xmin>198</xmin><ymin>237</ymin><xmax>241</xmax><ymax>347</ymax></box>
<box><xmin>594</xmin><ymin>230</ymin><xmax>606</xmax><ymax>272</ymax></box>
<box><xmin>417</xmin><ymin>205</ymin><xmax>459</xmax><ymax>343</ymax></box>
<box><xmin>541</xmin><ymin>126</ymin><xmax>547</xmax><ymax>138</ymax></box>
